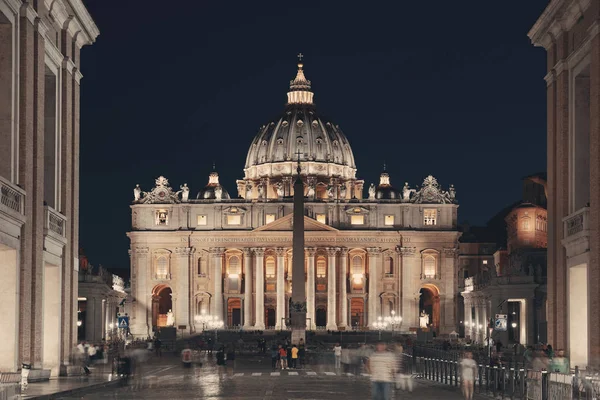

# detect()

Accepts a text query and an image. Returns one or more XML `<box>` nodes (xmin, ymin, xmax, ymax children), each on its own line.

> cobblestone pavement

<box><xmin>55</xmin><ymin>354</ymin><xmax>480</xmax><ymax>399</ymax></box>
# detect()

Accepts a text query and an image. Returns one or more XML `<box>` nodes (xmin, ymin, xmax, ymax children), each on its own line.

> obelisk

<box><xmin>290</xmin><ymin>153</ymin><xmax>306</xmax><ymax>344</ymax></box>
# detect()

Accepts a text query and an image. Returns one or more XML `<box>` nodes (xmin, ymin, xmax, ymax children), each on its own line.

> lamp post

<box><xmin>384</xmin><ymin>310</ymin><xmax>402</xmax><ymax>335</ymax></box>
<box><xmin>373</xmin><ymin>316</ymin><xmax>388</xmax><ymax>340</ymax></box>
<box><xmin>194</xmin><ymin>311</ymin><xmax>224</xmax><ymax>343</ymax></box>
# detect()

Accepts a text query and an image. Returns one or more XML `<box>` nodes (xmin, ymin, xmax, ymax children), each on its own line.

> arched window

<box><xmin>228</xmin><ymin>256</ymin><xmax>241</xmax><ymax>276</ymax></box>
<box><xmin>422</xmin><ymin>255</ymin><xmax>436</xmax><ymax>279</ymax></box>
<box><xmin>156</xmin><ymin>256</ymin><xmax>168</xmax><ymax>279</ymax></box>
<box><xmin>316</xmin><ymin>257</ymin><xmax>326</xmax><ymax>278</ymax></box>
<box><xmin>265</xmin><ymin>257</ymin><xmax>275</xmax><ymax>278</ymax></box>
<box><xmin>351</xmin><ymin>256</ymin><xmax>363</xmax><ymax>275</ymax></box>
<box><xmin>522</xmin><ymin>218</ymin><xmax>530</xmax><ymax>230</ymax></box>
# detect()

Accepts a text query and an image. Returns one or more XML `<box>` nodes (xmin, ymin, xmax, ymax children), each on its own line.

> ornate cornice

<box><xmin>184</xmin><ymin>236</ymin><xmax>402</xmax><ymax>244</ymax></box>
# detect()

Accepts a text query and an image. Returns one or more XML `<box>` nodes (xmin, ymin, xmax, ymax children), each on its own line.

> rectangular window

<box><xmin>316</xmin><ymin>259</ymin><xmax>326</xmax><ymax>278</ymax></box>
<box><xmin>265</xmin><ymin>259</ymin><xmax>275</xmax><ymax>278</ymax></box>
<box><xmin>522</xmin><ymin>219</ymin><xmax>530</xmax><ymax>230</ymax></box>
<box><xmin>156</xmin><ymin>210</ymin><xmax>168</xmax><ymax>226</ymax></box>
<box><xmin>227</xmin><ymin>215</ymin><xmax>241</xmax><ymax>225</ymax></box>
<box><xmin>265</xmin><ymin>213</ymin><xmax>276</xmax><ymax>224</ymax></box>
<box><xmin>384</xmin><ymin>215</ymin><xmax>394</xmax><ymax>226</ymax></box>
<box><xmin>482</xmin><ymin>260</ymin><xmax>488</xmax><ymax>265</ymax></box>
<box><xmin>197</xmin><ymin>215</ymin><xmax>207</xmax><ymax>226</ymax></box>
<box><xmin>351</xmin><ymin>215</ymin><xmax>365</xmax><ymax>225</ymax></box>
<box><xmin>316</xmin><ymin>214</ymin><xmax>327</xmax><ymax>224</ymax></box>
<box><xmin>423</xmin><ymin>209</ymin><xmax>436</xmax><ymax>226</ymax></box>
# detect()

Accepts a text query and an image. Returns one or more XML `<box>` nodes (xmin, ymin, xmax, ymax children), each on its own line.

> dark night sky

<box><xmin>79</xmin><ymin>1</ymin><xmax>549</xmax><ymax>273</ymax></box>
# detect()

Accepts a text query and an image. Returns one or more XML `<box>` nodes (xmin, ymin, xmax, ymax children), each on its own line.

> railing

<box><xmin>563</xmin><ymin>207</ymin><xmax>589</xmax><ymax>239</ymax></box>
<box><xmin>0</xmin><ymin>175</ymin><xmax>25</xmax><ymax>215</ymax></box>
<box><xmin>44</xmin><ymin>205</ymin><xmax>66</xmax><ymax>237</ymax></box>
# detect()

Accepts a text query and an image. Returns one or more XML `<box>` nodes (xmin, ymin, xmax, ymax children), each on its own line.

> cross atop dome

<box><xmin>288</xmin><ymin>54</ymin><xmax>314</xmax><ymax>105</ymax></box>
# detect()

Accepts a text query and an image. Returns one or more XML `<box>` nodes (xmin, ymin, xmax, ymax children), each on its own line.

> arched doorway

<box><xmin>316</xmin><ymin>307</ymin><xmax>327</xmax><ymax>327</ymax></box>
<box><xmin>227</xmin><ymin>298</ymin><xmax>241</xmax><ymax>327</ymax></box>
<box><xmin>266</xmin><ymin>308</ymin><xmax>276</xmax><ymax>328</ymax></box>
<box><xmin>350</xmin><ymin>298</ymin><xmax>364</xmax><ymax>328</ymax></box>
<box><xmin>152</xmin><ymin>285</ymin><xmax>172</xmax><ymax>328</ymax></box>
<box><xmin>419</xmin><ymin>284</ymin><xmax>440</xmax><ymax>332</ymax></box>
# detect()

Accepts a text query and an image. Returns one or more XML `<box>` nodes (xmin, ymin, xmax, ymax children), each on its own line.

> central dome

<box><xmin>243</xmin><ymin>61</ymin><xmax>357</xmax><ymax>181</ymax></box>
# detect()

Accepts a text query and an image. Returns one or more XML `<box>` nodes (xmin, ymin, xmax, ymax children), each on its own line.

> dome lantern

<box><xmin>287</xmin><ymin>53</ymin><xmax>314</xmax><ymax>105</ymax></box>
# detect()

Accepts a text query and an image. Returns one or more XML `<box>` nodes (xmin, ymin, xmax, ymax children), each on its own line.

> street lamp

<box><xmin>383</xmin><ymin>310</ymin><xmax>402</xmax><ymax>335</ymax></box>
<box><xmin>373</xmin><ymin>316</ymin><xmax>388</xmax><ymax>340</ymax></box>
<box><xmin>194</xmin><ymin>311</ymin><xmax>224</xmax><ymax>343</ymax></box>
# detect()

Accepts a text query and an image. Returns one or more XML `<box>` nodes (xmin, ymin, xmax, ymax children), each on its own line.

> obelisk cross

<box><xmin>297</xmin><ymin>53</ymin><xmax>304</xmax><ymax>62</ymax></box>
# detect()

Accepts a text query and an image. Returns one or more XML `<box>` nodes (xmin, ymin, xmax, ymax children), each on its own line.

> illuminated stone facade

<box><xmin>0</xmin><ymin>0</ymin><xmax>98</xmax><ymax>375</ymax></box>
<box><xmin>127</xmin><ymin>61</ymin><xmax>461</xmax><ymax>337</ymax></box>
<box><xmin>529</xmin><ymin>0</ymin><xmax>600</xmax><ymax>369</ymax></box>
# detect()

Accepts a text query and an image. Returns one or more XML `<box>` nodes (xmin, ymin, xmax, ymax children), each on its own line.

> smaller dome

<box><xmin>196</xmin><ymin>170</ymin><xmax>231</xmax><ymax>200</ymax></box>
<box><xmin>375</xmin><ymin>169</ymin><xmax>400</xmax><ymax>200</ymax></box>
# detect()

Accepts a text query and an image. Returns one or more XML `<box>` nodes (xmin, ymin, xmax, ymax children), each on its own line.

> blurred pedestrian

<box><xmin>334</xmin><ymin>343</ymin><xmax>342</xmax><ymax>369</ymax></box>
<box><xmin>551</xmin><ymin>349</ymin><xmax>569</xmax><ymax>373</ymax></box>
<box><xmin>366</xmin><ymin>342</ymin><xmax>396</xmax><ymax>400</ymax></box>
<box><xmin>271</xmin><ymin>345</ymin><xmax>279</xmax><ymax>370</ymax></box>
<box><xmin>279</xmin><ymin>345</ymin><xmax>288</xmax><ymax>370</ymax></box>
<box><xmin>291</xmin><ymin>344</ymin><xmax>298</xmax><ymax>369</ymax></box>
<box><xmin>460</xmin><ymin>351</ymin><xmax>477</xmax><ymax>400</ymax></box>
<box><xmin>298</xmin><ymin>342</ymin><xmax>306</xmax><ymax>369</ymax></box>
<box><xmin>154</xmin><ymin>337</ymin><xmax>162</xmax><ymax>357</ymax></box>
<box><xmin>394</xmin><ymin>344</ymin><xmax>413</xmax><ymax>392</ymax></box>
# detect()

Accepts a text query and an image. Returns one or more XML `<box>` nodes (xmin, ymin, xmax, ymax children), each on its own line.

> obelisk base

<box><xmin>291</xmin><ymin>310</ymin><xmax>306</xmax><ymax>344</ymax></box>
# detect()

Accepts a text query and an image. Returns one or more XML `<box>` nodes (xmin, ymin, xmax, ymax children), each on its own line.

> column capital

<box><xmin>210</xmin><ymin>247</ymin><xmax>225</xmax><ymax>255</ymax></box>
<box><xmin>326</xmin><ymin>247</ymin><xmax>339</xmax><ymax>256</ymax></box>
<box><xmin>397</xmin><ymin>246</ymin><xmax>416</xmax><ymax>257</ymax></box>
<box><xmin>135</xmin><ymin>247</ymin><xmax>149</xmax><ymax>255</ymax></box>
<box><xmin>253</xmin><ymin>247</ymin><xmax>265</xmax><ymax>257</ymax></box>
<box><xmin>367</xmin><ymin>247</ymin><xmax>381</xmax><ymax>255</ymax></box>
<box><xmin>305</xmin><ymin>247</ymin><xmax>317</xmax><ymax>257</ymax></box>
<box><xmin>175</xmin><ymin>247</ymin><xmax>194</xmax><ymax>256</ymax></box>
<box><xmin>339</xmin><ymin>247</ymin><xmax>349</xmax><ymax>256</ymax></box>
<box><xmin>275</xmin><ymin>247</ymin><xmax>286</xmax><ymax>257</ymax></box>
<box><xmin>243</xmin><ymin>248</ymin><xmax>253</xmax><ymax>257</ymax></box>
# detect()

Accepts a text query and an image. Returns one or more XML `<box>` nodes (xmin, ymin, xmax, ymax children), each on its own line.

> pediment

<box><xmin>253</xmin><ymin>214</ymin><xmax>338</xmax><ymax>232</ymax></box>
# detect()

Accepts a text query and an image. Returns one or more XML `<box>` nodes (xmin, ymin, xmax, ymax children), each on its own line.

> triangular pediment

<box><xmin>253</xmin><ymin>214</ymin><xmax>338</xmax><ymax>232</ymax></box>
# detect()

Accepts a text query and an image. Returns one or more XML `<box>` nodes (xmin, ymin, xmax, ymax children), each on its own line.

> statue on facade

<box><xmin>133</xmin><ymin>184</ymin><xmax>142</xmax><ymax>201</ymax></box>
<box><xmin>327</xmin><ymin>184</ymin><xmax>335</xmax><ymax>200</ymax></box>
<box><xmin>306</xmin><ymin>183</ymin><xmax>315</xmax><ymax>199</ymax></box>
<box><xmin>258</xmin><ymin>182</ymin><xmax>265</xmax><ymax>200</ymax></box>
<box><xmin>215</xmin><ymin>185</ymin><xmax>223</xmax><ymax>200</ymax></box>
<box><xmin>179</xmin><ymin>183</ymin><xmax>189</xmax><ymax>202</ymax></box>
<box><xmin>245</xmin><ymin>182</ymin><xmax>253</xmax><ymax>200</ymax></box>
<box><xmin>448</xmin><ymin>184</ymin><xmax>456</xmax><ymax>201</ymax></box>
<box><xmin>402</xmin><ymin>182</ymin><xmax>415</xmax><ymax>202</ymax></box>
<box><xmin>419</xmin><ymin>311</ymin><xmax>430</xmax><ymax>329</ymax></box>
<box><xmin>339</xmin><ymin>182</ymin><xmax>347</xmax><ymax>200</ymax></box>
<box><xmin>368</xmin><ymin>183</ymin><xmax>376</xmax><ymax>200</ymax></box>
<box><xmin>275</xmin><ymin>181</ymin><xmax>284</xmax><ymax>198</ymax></box>
<box><xmin>166</xmin><ymin>309</ymin><xmax>175</xmax><ymax>326</ymax></box>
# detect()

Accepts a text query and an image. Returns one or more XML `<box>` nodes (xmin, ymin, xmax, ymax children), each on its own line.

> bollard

<box><xmin>501</xmin><ymin>366</ymin><xmax>506</xmax><ymax>397</ymax></box>
<box><xmin>519</xmin><ymin>369</ymin><xmax>525</xmax><ymax>399</ymax></box>
<box><xmin>509</xmin><ymin>367</ymin><xmax>515</xmax><ymax>400</ymax></box>
<box><xmin>444</xmin><ymin>360</ymin><xmax>449</xmax><ymax>385</ymax></box>
<box><xmin>454</xmin><ymin>361</ymin><xmax>459</xmax><ymax>387</ymax></box>
<box><xmin>479</xmin><ymin>365</ymin><xmax>484</xmax><ymax>393</ymax></box>
<box><xmin>541</xmin><ymin>370</ymin><xmax>548</xmax><ymax>400</ymax></box>
<box><xmin>20</xmin><ymin>363</ymin><xmax>31</xmax><ymax>391</ymax></box>
<box><xmin>493</xmin><ymin>366</ymin><xmax>498</xmax><ymax>397</ymax></box>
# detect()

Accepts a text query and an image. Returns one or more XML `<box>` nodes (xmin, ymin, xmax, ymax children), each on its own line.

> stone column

<box><xmin>211</xmin><ymin>248</ymin><xmax>224</xmax><ymax>321</ymax></box>
<box><xmin>326</xmin><ymin>247</ymin><xmax>338</xmax><ymax>330</ymax></box>
<box><xmin>306</xmin><ymin>248</ymin><xmax>316</xmax><ymax>330</ymax></box>
<box><xmin>175</xmin><ymin>247</ymin><xmax>193</xmax><ymax>333</ymax></box>
<box><xmin>474</xmin><ymin>298</ymin><xmax>481</xmax><ymax>342</ymax></box>
<box><xmin>367</xmin><ymin>247</ymin><xmax>381</xmax><ymax>327</ymax></box>
<box><xmin>254</xmin><ymin>248</ymin><xmax>265</xmax><ymax>329</ymax></box>
<box><xmin>243</xmin><ymin>248</ymin><xmax>253</xmax><ymax>328</ymax></box>
<box><xmin>131</xmin><ymin>247</ymin><xmax>149</xmax><ymax>337</ymax></box>
<box><xmin>339</xmin><ymin>248</ymin><xmax>348</xmax><ymax>328</ymax></box>
<box><xmin>463</xmin><ymin>298</ymin><xmax>472</xmax><ymax>340</ymax></box>
<box><xmin>399</xmin><ymin>247</ymin><xmax>416</xmax><ymax>330</ymax></box>
<box><xmin>275</xmin><ymin>248</ymin><xmax>286</xmax><ymax>329</ymax></box>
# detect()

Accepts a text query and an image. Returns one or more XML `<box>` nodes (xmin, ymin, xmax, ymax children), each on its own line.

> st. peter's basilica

<box><xmin>127</xmin><ymin>59</ymin><xmax>461</xmax><ymax>338</ymax></box>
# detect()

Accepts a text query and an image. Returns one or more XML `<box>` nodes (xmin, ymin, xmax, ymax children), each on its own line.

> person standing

<box><xmin>366</xmin><ymin>342</ymin><xmax>396</xmax><ymax>400</ymax></box>
<box><xmin>154</xmin><ymin>337</ymin><xmax>162</xmax><ymax>358</ymax></box>
<box><xmin>334</xmin><ymin>343</ymin><xmax>342</xmax><ymax>370</ymax></box>
<box><xmin>279</xmin><ymin>345</ymin><xmax>288</xmax><ymax>370</ymax></box>
<box><xmin>271</xmin><ymin>345</ymin><xmax>279</xmax><ymax>370</ymax></box>
<box><xmin>460</xmin><ymin>351</ymin><xmax>477</xmax><ymax>400</ymax></box>
<box><xmin>291</xmin><ymin>344</ymin><xmax>299</xmax><ymax>369</ymax></box>
<box><xmin>298</xmin><ymin>342</ymin><xmax>306</xmax><ymax>369</ymax></box>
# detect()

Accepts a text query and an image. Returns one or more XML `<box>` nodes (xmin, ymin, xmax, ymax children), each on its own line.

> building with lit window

<box><xmin>529</xmin><ymin>0</ymin><xmax>600</xmax><ymax>369</ymax></box>
<box><xmin>127</xmin><ymin>60</ymin><xmax>461</xmax><ymax>337</ymax></box>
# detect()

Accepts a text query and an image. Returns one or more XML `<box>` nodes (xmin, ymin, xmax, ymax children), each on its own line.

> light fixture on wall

<box><xmin>511</xmin><ymin>322</ymin><xmax>518</xmax><ymax>328</ymax></box>
<box><xmin>77</xmin><ymin>320</ymin><xmax>82</xmax><ymax>327</ymax></box>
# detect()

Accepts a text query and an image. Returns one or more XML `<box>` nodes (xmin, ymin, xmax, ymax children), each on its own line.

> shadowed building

<box><xmin>127</xmin><ymin>60</ymin><xmax>461</xmax><ymax>338</ymax></box>
<box><xmin>0</xmin><ymin>0</ymin><xmax>98</xmax><ymax>375</ymax></box>
<box><xmin>529</xmin><ymin>0</ymin><xmax>599</xmax><ymax>369</ymax></box>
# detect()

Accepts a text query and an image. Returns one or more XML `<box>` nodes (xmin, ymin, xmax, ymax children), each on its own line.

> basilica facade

<box><xmin>127</xmin><ymin>60</ymin><xmax>461</xmax><ymax>338</ymax></box>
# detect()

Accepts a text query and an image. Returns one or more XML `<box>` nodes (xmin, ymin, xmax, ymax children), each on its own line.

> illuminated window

<box><xmin>423</xmin><ymin>255</ymin><xmax>436</xmax><ymax>278</ymax></box>
<box><xmin>316</xmin><ymin>214</ymin><xmax>327</xmax><ymax>224</ymax></box>
<box><xmin>265</xmin><ymin>257</ymin><xmax>275</xmax><ymax>278</ymax></box>
<box><xmin>156</xmin><ymin>256</ymin><xmax>168</xmax><ymax>279</ymax></box>
<box><xmin>316</xmin><ymin>257</ymin><xmax>326</xmax><ymax>278</ymax></box>
<box><xmin>197</xmin><ymin>215</ymin><xmax>207</xmax><ymax>226</ymax></box>
<box><xmin>351</xmin><ymin>215</ymin><xmax>365</xmax><ymax>225</ymax></box>
<box><xmin>156</xmin><ymin>210</ymin><xmax>168</xmax><ymax>225</ymax></box>
<box><xmin>265</xmin><ymin>214</ymin><xmax>276</xmax><ymax>224</ymax></box>
<box><xmin>227</xmin><ymin>215</ymin><xmax>241</xmax><ymax>225</ymax></box>
<box><xmin>384</xmin><ymin>215</ymin><xmax>394</xmax><ymax>226</ymax></box>
<box><xmin>522</xmin><ymin>219</ymin><xmax>530</xmax><ymax>230</ymax></box>
<box><xmin>424</xmin><ymin>209</ymin><xmax>436</xmax><ymax>226</ymax></box>
<box><xmin>482</xmin><ymin>260</ymin><xmax>488</xmax><ymax>265</ymax></box>
<box><xmin>351</xmin><ymin>256</ymin><xmax>363</xmax><ymax>275</ymax></box>
<box><xmin>228</xmin><ymin>256</ymin><xmax>241</xmax><ymax>276</ymax></box>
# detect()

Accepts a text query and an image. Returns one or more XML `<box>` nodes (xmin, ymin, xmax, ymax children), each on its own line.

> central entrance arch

<box><xmin>419</xmin><ymin>284</ymin><xmax>440</xmax><ymax>332</ymax></box>
<box><xmin>152</xmin><ymin>284</ymin><xmax>172</xmax><ymax>328</ymax></box>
